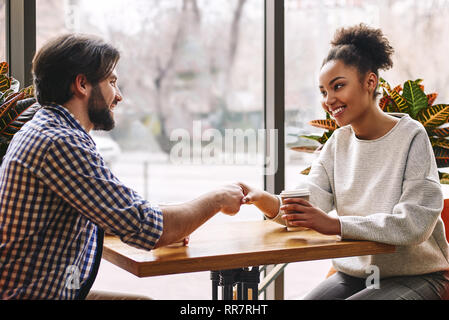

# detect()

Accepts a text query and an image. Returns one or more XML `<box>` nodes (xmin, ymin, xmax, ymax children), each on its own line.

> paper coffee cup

<box><xmin>280</xmin><ymin>189</ymin><xmax>310</xmax><ymax>231</ymax></box>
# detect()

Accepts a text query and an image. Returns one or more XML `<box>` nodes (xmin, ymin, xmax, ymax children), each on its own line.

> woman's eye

<box><xmin>320</xmin><ymin>91</ymin><xmax>327</xmax><ymax>97</ymax></box>
<box><xmin>334</xmin><ymin>83</ymin><xmax>344</xmax><ymax>90</ymax></box>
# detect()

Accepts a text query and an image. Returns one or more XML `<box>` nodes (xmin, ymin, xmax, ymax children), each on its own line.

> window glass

<box><xmin>0</xmin><ymin>0</ymin><xmax>6</xmax><ymax>62</ymax></box>
<box><xmin>37</xmin><ymin>0</ymin><xmax>264</xmax><ymax>299</ymax></box>
<box><xmin>284</xmin><ymin>0</ymin><xmax>449</xmax><ymax>300</ymax></box>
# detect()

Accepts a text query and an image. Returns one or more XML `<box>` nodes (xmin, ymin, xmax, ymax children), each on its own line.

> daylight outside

<box><xmin>1</xmin><ymin>0</ymin><xmax>449</xmax><ymax>299</ymax></box>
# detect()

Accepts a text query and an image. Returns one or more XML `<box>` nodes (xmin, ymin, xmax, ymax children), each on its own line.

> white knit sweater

<box><xmin>273</xmin><ymin>115</ymin><xmax>449</xmax><ymax>278</ymax></box>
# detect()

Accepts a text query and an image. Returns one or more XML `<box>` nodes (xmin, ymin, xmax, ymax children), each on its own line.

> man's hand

<box><xmin>215</xmin><ymin>183</ymin><xmax>245</xmax><ymax>215</ymax></box>
<box><xmin>281</xmin><ymin>197</ymin><xmax>341</xmax><ymax>235</ymax></box>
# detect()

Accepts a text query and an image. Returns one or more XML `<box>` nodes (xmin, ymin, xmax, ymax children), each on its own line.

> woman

<box><xmin>240</xmin><ymin>23</ymin><xmax>449</xmax><ymax>300</ymax></box>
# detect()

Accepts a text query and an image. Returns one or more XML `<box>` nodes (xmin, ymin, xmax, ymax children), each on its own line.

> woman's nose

<box><xmin>324</xmin><ymin>92</ymin><xmax>336</xmax><ymax>107</ymax></box>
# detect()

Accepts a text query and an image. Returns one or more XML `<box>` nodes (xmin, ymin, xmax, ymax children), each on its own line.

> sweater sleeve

<box><xmin>308</xmin><ymin>158</ymin><xmax>335</xmax><ymax>214</ymax></box>
<box><xmin>339</xmin><ymin>130</ymin><xmax>444</xmax><ymax>246</ymax></box>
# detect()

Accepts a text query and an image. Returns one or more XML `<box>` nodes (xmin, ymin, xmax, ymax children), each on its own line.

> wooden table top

<box><xmin>102</xmin><ymin>219</ymin><xmax>395</xmax><ymax>277</ymax></box>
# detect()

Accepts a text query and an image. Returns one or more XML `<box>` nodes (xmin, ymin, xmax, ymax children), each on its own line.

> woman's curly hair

<box><xmin>323</xmin><ymin>23</ymin><xmax>394</xmax><ymax>91</ymax></box>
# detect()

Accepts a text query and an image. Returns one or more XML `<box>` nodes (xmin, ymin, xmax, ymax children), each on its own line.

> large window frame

<box><xmin>6</xmin><ymin>0</ymin><xmax>286</xmax><ymax>300</ymax></box>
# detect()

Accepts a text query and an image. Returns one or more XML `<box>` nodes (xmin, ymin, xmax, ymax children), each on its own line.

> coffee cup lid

<box><xmin>280</xmin><ymin>188</ymin><xmax>310</xmax><ymax>197</ymax></box>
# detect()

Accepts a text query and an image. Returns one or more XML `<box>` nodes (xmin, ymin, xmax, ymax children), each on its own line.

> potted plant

<box><xmin>0</xmin><ymin>61</ymin><xmax>39</xmax><ymax>165</ymax></box>
<box><xmin>293</xmin><ymin>78</ymin><xmax>449</xmax><ymax>183</ymax></box>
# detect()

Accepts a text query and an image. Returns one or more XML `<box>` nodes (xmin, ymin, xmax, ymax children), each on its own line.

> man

<box><xmin>0</xmin><ymin>34</ymin><xmax>244</xmax><ymax>299</ymax></box>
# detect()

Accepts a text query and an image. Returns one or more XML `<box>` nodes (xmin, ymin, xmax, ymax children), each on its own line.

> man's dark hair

<box><xmin>32</xmin><ymin>33</ymin><xmax>120</xmax><ymax>106</ymax></box>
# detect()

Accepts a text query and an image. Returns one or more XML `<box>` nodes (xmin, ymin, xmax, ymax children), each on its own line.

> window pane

<box><xmin>37</xmin><ymin>0</ymin><xmax>264</xmax><ymax>299</ymax></box>
<box><xmin>0</xmin><ymin>0</ymin><xmax>5</xmax><ymax>61</ymax></box>
<box><xmin>284</xmin><ymin>0</ymin><xmax>449</xmax><ymax>300</ymax></box>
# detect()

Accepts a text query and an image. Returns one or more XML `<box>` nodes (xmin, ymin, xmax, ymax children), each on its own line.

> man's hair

<box><xmin>32</xmin><ymin>33</ymin><xmax>120</xmax><ymax>106</ymax></box>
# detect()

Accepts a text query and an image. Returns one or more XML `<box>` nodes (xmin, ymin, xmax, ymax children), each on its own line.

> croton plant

<box><xmin>294</xmin><ymin>78</ymin><xmax>449</xmax><ymax>184</ymax></box>
<box><xmin>0</xmin><ymin>61</ymin><xmax>39</xmax><ymax>165</ymax></box>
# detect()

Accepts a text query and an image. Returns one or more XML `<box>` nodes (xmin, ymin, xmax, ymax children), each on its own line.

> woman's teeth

<box><xmin>331</xmin><ymin>106</ymin><xmax>345</xmax><ymax>117</ymax></box>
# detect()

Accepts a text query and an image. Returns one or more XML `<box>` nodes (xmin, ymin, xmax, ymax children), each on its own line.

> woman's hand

<box><xmin>238</xmin><ymin>182</ymin><xmax>280</xmax><ymax>219</ymax></box>
<box><xmin>281</xmin><ymin>197</ymin><xmax>341</xmax><ymax>235</ymax></box>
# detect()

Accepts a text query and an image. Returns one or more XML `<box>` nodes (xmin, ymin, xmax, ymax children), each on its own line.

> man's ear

<box><xmin>71</xmin><ymin>74</ymin><xmax>89</xmax><ymax>98</ymax></box>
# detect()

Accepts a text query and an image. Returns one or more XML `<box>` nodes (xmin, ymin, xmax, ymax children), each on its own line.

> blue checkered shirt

<box><xmin>0</xmin><ymin>104</ymin><xmax>163</xmax><ymax>299</ymax></box>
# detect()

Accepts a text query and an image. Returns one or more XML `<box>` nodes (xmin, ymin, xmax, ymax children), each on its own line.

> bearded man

<box><xmin>0</xmin><ymin>34</ymin><xmax>244</xmax><ymax>299</ymax></box>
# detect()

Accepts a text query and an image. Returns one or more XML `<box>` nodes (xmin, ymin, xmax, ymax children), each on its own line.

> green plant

<box><xmin>0</xmin><ymin>61</ymin><xmax>38</xmax><ymax>165</ymax></box>
<box><xmin>294</xmin><ymin>78</ymin><xmax>449</xmax><ymax>183</ymax></box>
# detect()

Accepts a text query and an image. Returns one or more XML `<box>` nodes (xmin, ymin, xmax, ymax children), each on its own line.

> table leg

<box><xmin>210</xmin><ymin>267</ymin><xmax>260</xmax><ymax>300</ymax></box>
<box><xmin>219</xmin><ymin>269</ymin><xmax>236</xmax><ymax>301</ymax></box>
<box><xmin>210</xmin><ymin>270</ymin><xmax>220</xmax><ymax>300</ymax></box>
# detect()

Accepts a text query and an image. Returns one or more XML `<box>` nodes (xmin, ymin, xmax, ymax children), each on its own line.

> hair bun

<box><xmin>331</xmin><ymin>23</ymin><xmax>394</xmax><ymax>71</ymax></box>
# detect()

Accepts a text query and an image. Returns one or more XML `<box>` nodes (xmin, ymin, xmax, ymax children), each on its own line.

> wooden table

<box><xmin>102</xmin><ymin>220</ymin><xmax>395</xmax><ymax>299</ymax></box>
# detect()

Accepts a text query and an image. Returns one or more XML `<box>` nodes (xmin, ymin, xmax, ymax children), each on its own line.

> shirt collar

<box><xmin>43</xmin><ymin>104</ymin><xmax>89</xmax><ymax>134</ymax></box>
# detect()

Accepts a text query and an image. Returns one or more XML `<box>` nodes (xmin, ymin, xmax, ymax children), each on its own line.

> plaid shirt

<box><xmin>0</xmin><ymin>104</ymin><xmax>163</xmax><ymax>299</ymax></box>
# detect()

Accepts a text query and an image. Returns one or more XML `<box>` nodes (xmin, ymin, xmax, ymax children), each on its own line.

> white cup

<box><xmin>280</xmin><ymin>189</ymin><xmax>310</xmax><ymax>231</ymax></box>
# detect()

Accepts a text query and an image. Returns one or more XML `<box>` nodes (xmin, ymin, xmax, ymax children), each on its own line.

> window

<box><xmin>36</xmin><ymin>0</ymin><xmax>264</xmax><ymax>299</ymax></box>
<box><xmin>284</xmin><ymin>0</ymin><xmax>449</xmax><ymax>299</ymax></box>
<box><xmin>0</xmin><ymin>0</ymin><xmax>6</xmax><ymax>61</ymax></box>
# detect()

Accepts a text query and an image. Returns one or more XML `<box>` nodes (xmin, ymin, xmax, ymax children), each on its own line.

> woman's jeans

<box><xmin>303</xmin><ymin>271</ymin><xmax>449</xmax><ymax>300</ymax></box>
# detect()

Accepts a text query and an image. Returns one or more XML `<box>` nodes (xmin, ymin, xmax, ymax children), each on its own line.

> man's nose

<box><xmin>115</xmin><ymin>87</ymin><xmax>123</xmax><ymax>102</ymax></box>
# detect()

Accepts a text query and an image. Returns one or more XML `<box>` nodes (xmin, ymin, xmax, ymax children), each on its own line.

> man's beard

<box><xmin>87</xmin><ymin>84</ymin><xmax>116</xmax><ymax>131</ymax></box>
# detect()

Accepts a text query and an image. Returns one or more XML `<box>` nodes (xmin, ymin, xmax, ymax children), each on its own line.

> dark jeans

<box><xmin>303</xmin><ymin>271</ymin><xmax>449</xmax><ymax>300</ymax></box>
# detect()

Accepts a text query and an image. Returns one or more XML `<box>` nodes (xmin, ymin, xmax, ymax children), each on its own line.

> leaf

<box><xmin>0</xmin><ymin>89</ymin><xmax>15</xmax><ymax>105</ymax></box>
<box><xmin>439</xmin><ymin>171</ymin><xmax>449</xmax><ymax>184</ymax></box>
<box><xmin>432</xmin><ymin>138</ymin><xmax>449</xmax><ymax>150</ymax></box>
<box><xmin>290</xmin><ymin>146</ymin><xmax>318</xmax><ymax>153</ymax></box>
<box><xmin>434</xmin><ymin>147</ymin><xmax>449</xmax><ymax>167</ymax></box>
<box><xmin>300</xmin><ymin>134</ymin><xmax>323</xmax><ymax>143</ymax></box>
<box><xmin>431</xmin><ymin>126</ymin><xmax>449</xmax><ymax>138</ymax></box>
<box><xmin>379</xmin><ymin>96</ymin><xmax>391</xmax><ymax>111</ymax></box>
<box><xmin>0</xmin><ymin>62</ymin><xmax>8</xmax><ymax>75</ymax></box>
<box><xmin>308</xmin><ymin>119</ymin><xmax>338</xmax><ymax>131</ymax></box>
<box><xmin>403</xmin><ymin>80</ymin><xmax>428</xmax><ymax>118</ymax></box>
<box><xmin>379</xmin><ymin>78</ymin><xmax>410</xmax><ymax>114</ymax></box>
<box><xmin>10</xmin><ymin>78</ymin><xmax>20</xmax><ymax>93</ymax></box>
<box><xmin>0</xmin><ymin>75</ymin><xmax>11</xmax><ymax>92</ymax></box>
<box><xmin>393</xmin><ymin>85</ymin><xmax>402</xmax><ymax>93</ymax></box>
<box><xmin>318</xmin><ymin>130</ymin><xmax>334</xmax><ymax>144</ymax></box>
<box><xmin>300</xmin><ymin>166</ymin><xmax>311</xmax><ymax>175</ymax></box>
<box><xmin>427</xmin><ymin>93</ymin><xmax>438</xmax><ymax>106</ymax></box>
<box><xmin>417</xmin><ymin>104</ymin><xmax>449</xmax><ymax>128</ymax></box>
<box><xmin>386</xmin><ymin>102</ymin><xmax>400</xmax><ymax>113</ymax></box>
<box><xmin>0</xmin><ymin>101</ymin><xmax>40</xmax><ymax>138</ymax></box>
<box><xmin>20</xmin><ymin>85</ymin><xmax>35</xmax><ymax>99</ymax></box>
<box><xmin>0</xmin><ymin>92</ymin><xmax>25</xmax><ymax>132</ymax></box>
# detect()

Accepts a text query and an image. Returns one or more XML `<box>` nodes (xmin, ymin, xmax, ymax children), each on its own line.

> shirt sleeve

<box><xmin>338</xmin><ymin>130</ymin><xmax>444</xmax><ymax>246</ymax></box>
<box><xmin>36</xmin><ymin>135</ymin><xmax>163</xmax><ymax>251</ymax></box>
